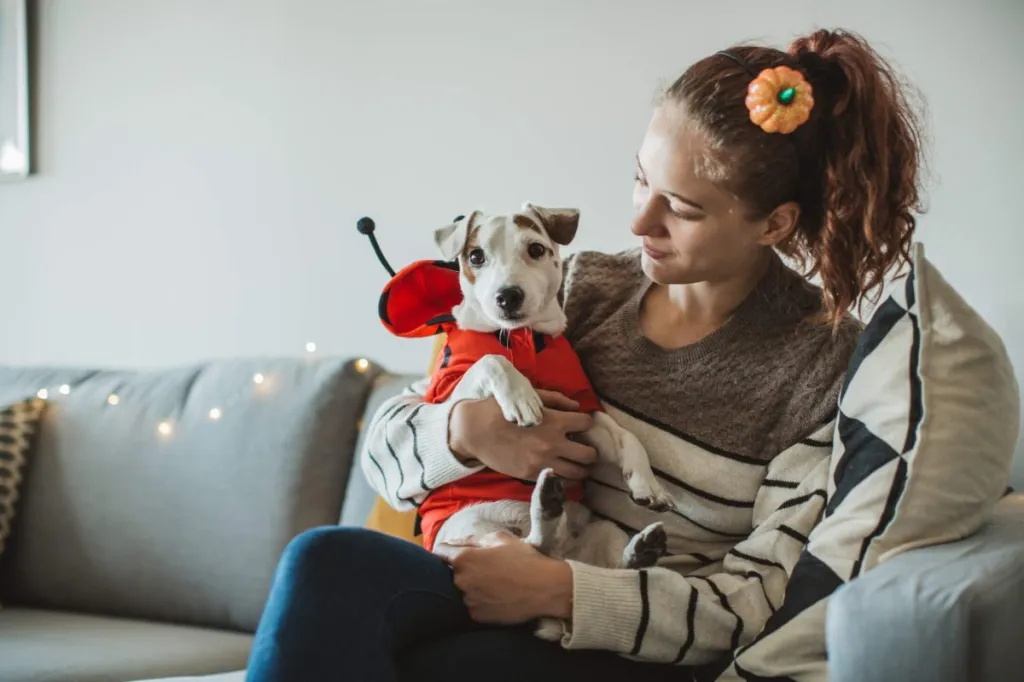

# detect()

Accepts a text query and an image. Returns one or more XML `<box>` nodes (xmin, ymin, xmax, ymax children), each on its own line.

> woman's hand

<box><xmin>436</xmin><ymin>531</ymin><xmax>574</xmax><ymax>625</ymax></box>
<box><xmin>448</xmin><ymin>390</ymin><xmax>597</xmax><ymax>481</ymax></box>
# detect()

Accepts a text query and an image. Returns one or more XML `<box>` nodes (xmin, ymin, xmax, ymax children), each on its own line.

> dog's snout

<box><xmin>495</xmin><ymin>286</ymin><xmax>525</xmax><ymax>314</ymax></box>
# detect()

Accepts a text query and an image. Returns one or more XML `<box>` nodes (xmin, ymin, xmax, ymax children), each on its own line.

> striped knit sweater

<box><xmin>361</xmin><ymin>249</ymin><xmax>861</xmax><ymax>666</ymax></box>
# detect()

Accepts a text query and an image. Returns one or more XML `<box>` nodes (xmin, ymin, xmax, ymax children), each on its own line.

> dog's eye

<box><xmin>527</xmin><ymin>243</ymin><xmax>547</xmax><ymax>260</ymax></box>
<box><xmin>467</xmin><ymin>248</ymin><xmax>486</xmax><ymax>267</ymax></box>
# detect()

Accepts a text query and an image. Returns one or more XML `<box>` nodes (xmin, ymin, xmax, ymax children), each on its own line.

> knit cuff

<box><xmin>417</xmin><ymin>400</ymin><xmax>483</xmax><ymax>489</ymax></box>
<box><xmin>561</xmin><ymin>561</ymin><xmax>643</xmax><ymax>653</ymax></box>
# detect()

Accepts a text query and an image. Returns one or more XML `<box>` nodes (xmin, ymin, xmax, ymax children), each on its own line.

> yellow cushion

<box><xmin>364</xmin><ymin>334</ymin><xmax>447</xmax><ymax>544</ymax></box>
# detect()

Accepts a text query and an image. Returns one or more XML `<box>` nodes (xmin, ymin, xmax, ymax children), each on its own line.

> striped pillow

<box><xmin>720</xmin><ymin>243</ymin><xmax>1020</xmax><ymax>681</ymax></box>
<box><xmin>0</xmin><ymin>397</ymin><xmax>46</xmax><ymax>577</ymax></box>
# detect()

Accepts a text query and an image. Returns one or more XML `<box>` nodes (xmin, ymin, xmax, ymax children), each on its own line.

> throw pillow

<box><xmin>0</xmin><ymin>397</ymin><xmax>46</xmax><ymax>566</ymax></box>
<box><xmin>719</xmin><ymin>242</ymin><xmax>1020</xmax><ymax>681</ymax></box>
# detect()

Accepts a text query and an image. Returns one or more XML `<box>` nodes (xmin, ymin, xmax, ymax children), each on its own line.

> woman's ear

<box><xmin>759</xmin><ymin>201</ymin><xmax>800</xmax><ymax>247</ymax></box>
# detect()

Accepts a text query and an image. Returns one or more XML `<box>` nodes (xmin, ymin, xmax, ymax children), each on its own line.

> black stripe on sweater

<box><xmin>404</xmin><ymin>404</ymin><xmax>433</xmax><ymax>495</ymax></box>
<box><xmin>729</xmin><ymin>549</ymin><xmax>786</xmax><ymax>572</ymax></box>
<box><xmin>587</xmin><ymin>477</ymin><xmax>748</xmax><ymax>540</ymax></box>
<box><xmin>778</xmin><ymin>525</ymin><xmax>809</xmax><ymax>544</ymax></box>
<box><xmin>798</xmin><ymin>437</ymin><xmax>831</xmax><ymax>448</ymax></box>
<box><xmin>777</xmin><ymin>489</ymin><xmax>826</xmax><ymax>511</ymax></box>
<box><xmin>598</xmin><ymin>393</ymin><xmax>767</xmax><ymax>467</ymax></box>
<box><xmin>384</xmin><ymin>431</ymin><xmax>420</xmax><ymax>507</ymax></box>
<box><xmin>742</xmin><ymin>571</ymin><xmax>777</xmax><ymax>614</ymax></box>
<box><xmin>366</xmin><ymin>450</ymin><xmax>389</xmax><ymax>496</ymax></box>
<box><xmin>653</xmin><ymin>467</ymin><xmax>755</xmax><ymax>508</ymax></box>
<box><xmin>761</xmin><ymin>479</ymin><xmax>799</xmax><ymax>489</ymax></box>
<box><xmin>673</xmin><ymin>587</ymin><xmax>700</xmax><ymax>664</ymax></box>
<box><xmin>692</xmin><ymin>575</ymin><xmax>743</xmax><ymax>651</ymax></box>
<box><xmin>631</xmin><ymin>570</ymin><xmax>650</xmax><ymax>656</ymax></box>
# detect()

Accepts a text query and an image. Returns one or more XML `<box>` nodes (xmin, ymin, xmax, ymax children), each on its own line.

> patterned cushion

<box><xmin>0</xmin><ymin>397</ymin><xmax>47</xmax><ymax>586</ymax></box>
<box><xmin>720</xmin><ymin>243</ymin><xmax>1021</xmax><ymax>681</ymax></box>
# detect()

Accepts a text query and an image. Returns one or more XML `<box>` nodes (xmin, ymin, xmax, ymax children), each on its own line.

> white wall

<box><xmin>1</xmin><ymin>0</ymin><xmax>1022</xmax><ymax>480</ymax></box>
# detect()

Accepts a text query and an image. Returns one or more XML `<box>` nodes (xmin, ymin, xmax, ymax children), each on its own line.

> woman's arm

<box><xmin>360</xmin><ymin>381</ymin><xmax>599</xmax><ymax>510</ymax></box>
<box><xmin>558</xmin><ymin>420</ymin><xmax>833</xmax><ymax>665</ymax></box>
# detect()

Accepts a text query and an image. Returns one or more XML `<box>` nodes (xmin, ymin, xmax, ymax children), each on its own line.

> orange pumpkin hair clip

<box><xmin>716</xmin><ymin>51</ymin><xmax>815</xmax><ymax>135</ymax></box>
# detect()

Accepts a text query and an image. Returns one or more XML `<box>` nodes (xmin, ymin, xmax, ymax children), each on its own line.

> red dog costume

<box><xmin>379</xmin><ymin>259</ymin><xmax>603</xmax><ymax>550</ymax></box>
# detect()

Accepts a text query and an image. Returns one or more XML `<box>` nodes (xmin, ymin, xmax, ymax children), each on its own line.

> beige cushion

<box><xmin>0</xmin><ymin>607</ymin><xmax>250</xmax><ymax>682</ymax></box>
<box><xmin>723</xmin><ymin>242</ymin><xmax>1021</xmax><ymax>680</ymax></box>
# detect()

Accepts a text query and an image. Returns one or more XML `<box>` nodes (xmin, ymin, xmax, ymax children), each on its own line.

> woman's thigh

<box><xmin>247</xmin><ymin>526</ymin><xmax>473</xmax><ymax>682</ymax></box>
<box><xmin>399</xmin><ymin>627</ymin><xmax>697</xmax><ymax>682</ymax></box>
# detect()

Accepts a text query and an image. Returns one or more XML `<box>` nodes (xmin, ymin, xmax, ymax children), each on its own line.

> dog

<box><xmin>376</xmin><ymin>203</ymin><xmax>675</xmax><ymax>640</ymax></box>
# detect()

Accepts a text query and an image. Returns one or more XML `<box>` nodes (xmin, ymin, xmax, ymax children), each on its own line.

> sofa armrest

<box><xmin>826</xmin><ymin>494</ymin><xmax>1024</xmax><ymax>682</ymax></box>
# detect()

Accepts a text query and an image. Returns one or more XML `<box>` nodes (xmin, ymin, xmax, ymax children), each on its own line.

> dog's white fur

<box><xmin>431</xmin><ymin>203</ymin><xmax>674</xmax><ymax>641</ymax></box>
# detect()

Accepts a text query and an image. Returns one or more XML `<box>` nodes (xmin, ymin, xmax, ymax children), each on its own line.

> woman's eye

<box><xmin>527</xmin><ymin>243</ymin><xmax>547</xmax><ymax>259</ymax></box>
<box><xmin>670</xmin><ymin>207</ymin><xmax>702</xmax><ymax>221</ymax></box>
<box><xmin>634</xmin><ymin>173</ymin><xmax>647</xmax><ymax>186</ymax></box>
<box><xmin>468</xmin><ymin>248</ymin><xmax>486</xmax><ymax>267</ymax></box>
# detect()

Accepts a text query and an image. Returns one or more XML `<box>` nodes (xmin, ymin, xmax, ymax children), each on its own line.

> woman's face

<box><xmin>632</xmin><ymin>105</ymin><xmax>776</xmax><ymax>286</ymax></box>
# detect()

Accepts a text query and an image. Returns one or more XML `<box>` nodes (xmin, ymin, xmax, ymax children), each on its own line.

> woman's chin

<box><xmin>640</xmin><ymin>251</ymin><xmax>677</xmax><ymax>283</ymax></box>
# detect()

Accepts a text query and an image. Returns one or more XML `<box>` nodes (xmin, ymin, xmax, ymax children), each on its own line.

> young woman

<box><xmin>246</xmin><ymin>28</ymin><xmax>923</xmax><ymax>682</ymax></box>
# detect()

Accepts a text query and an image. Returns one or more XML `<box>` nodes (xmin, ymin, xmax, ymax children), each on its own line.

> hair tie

<box><xmin>716</xmin><ymin>50</ymin><xmax>815</xmax><ymax>135</ymax></box>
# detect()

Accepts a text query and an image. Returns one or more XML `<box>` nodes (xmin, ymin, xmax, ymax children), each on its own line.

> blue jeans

<box><xmin>246</xmin><ymin>527</ymin><xmax>708</xmax><ymax>682</ymax></box>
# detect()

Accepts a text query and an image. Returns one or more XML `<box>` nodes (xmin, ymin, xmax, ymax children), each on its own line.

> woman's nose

<box><xmin>631</xmin><ymin>200</ymin><xmax>661</xmax><ymax>237</ymax></box>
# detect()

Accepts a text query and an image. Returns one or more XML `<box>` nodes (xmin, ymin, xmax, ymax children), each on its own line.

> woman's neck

<box><xmin>640</xmin><ymin>251</ymin><xmax>774</xmax><ymax>350</ymax></box>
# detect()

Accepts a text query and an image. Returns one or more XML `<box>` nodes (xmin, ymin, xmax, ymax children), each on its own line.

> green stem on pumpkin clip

<box><xmin>777</xmin><ymin>87</ymin><xmax>796</xmax><ymax>105</ymax></box>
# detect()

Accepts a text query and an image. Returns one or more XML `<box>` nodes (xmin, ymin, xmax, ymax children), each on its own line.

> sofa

<box><xmin>0</xmin><ymin>356</ymin><xmax>1022</xmax><ymax>682</ymax></box>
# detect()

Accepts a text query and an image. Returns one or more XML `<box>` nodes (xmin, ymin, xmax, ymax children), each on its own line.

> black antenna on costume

<box><xmin>356</xmin><ymin>216</ymin><xmax>396</xmax><ymax>277</ymax></box>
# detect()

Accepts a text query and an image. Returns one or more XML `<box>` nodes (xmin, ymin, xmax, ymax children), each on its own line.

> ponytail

<box><xmin>664</xmin><ymin>29</ymin><xmax>925</xmax><ymax>327</ymax></box>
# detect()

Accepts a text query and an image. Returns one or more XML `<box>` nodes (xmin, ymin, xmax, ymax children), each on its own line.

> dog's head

<box><xmin>434</xmin><ymin>203</ymin><xmax>580</xmax><ymax>333</ymax></box>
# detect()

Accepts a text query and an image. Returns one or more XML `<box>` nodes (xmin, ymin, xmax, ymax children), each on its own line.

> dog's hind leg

<box><xmin>523</xmin><ymin>468</ymin><xmax>565</xmax><ymax>555</ymax></box>
<box><xmin>621</xmin><ymin>522</ymin><xmax>668</xmax><ymax>569</ymax></box>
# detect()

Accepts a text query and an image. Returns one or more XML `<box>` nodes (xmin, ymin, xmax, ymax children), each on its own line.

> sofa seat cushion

<box><xmin>0</xmin><ymin>607</ymin><xmax>251</xmax><ymax>682</ymax></box>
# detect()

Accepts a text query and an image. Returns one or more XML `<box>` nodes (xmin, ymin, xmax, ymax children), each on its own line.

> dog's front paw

<box><xmin>494</xmin><ymin>375</ymin><xmax>543</xmax><ymax>427</ymax></box>
<box><xmin>626</xmin><ymin>472</ymin><xmax>677</xmax><ymax>513</ymax></box>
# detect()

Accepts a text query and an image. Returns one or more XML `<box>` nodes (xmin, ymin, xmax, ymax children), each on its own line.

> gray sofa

<box><xmin>0</xmin><ymin>357</ymin><xmax>1021</xmax><ymax>682</ymax></box>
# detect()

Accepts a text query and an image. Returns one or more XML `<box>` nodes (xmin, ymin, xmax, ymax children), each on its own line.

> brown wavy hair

<box><xmin>663</xmin><ymin>29</ymin><xmax>925</xmax><ymax>327</ymax></box>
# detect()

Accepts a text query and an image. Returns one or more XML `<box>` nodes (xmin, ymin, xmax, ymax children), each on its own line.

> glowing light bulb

<box><xmin>355</xmin><ymin>358</ymin><xmax>370</xmax><ymax>373</ymax></box>
<box><xmin>58</xmin><ymin>384</ymin><xmax>71</xmax><ymax>395</ymax></box>
<box><xmin>305</xmin><ymin>341</ymin><xmax>317</xmax><ymax>353</ymax></box>
<box><xmin>107</xmin><ymin>394</ymin><xmax>120</xmax><ymax>406</ymax></box>
<box><xmin>37</xmin><ymin>389</ymin><xmax>49</xmax><ymax>400</ymax></box>
<box><xmin>253</xmin><ymin>373</ymin><xmax>265</xmax><ymax>385</ymax></box>
<box><xmin>208</xmin><ymin>407</ymin><xmax>222</xmax><ymax>420</ymax></box>
<box><xmin>157</xmin><ymin>421</ymin><xmax>173</xmax><ymax>437</ymax></box>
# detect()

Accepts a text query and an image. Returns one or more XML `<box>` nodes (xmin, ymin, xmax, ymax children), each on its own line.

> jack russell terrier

<box><xmin>371</xmin><ymin>203</ymin><xmax>675</xmax><ymax>640</ymax></box>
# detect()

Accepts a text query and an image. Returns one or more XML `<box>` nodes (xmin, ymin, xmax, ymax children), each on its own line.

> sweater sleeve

<box><xmin>359</xmin><ymin>376</ymin><xmax>483</xmax><ymax>511</ymax></box>
<box><xmin>560</xmin><ymin>420</ymin><xmax>833</xmax><ymax>665</ymax></box>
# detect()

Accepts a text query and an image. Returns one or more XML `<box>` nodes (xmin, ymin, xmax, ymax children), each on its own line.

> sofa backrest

<box><xmin>0</xmin><ymin>357</ymin><xmax>380</xmax><ymax>633</ymax></box>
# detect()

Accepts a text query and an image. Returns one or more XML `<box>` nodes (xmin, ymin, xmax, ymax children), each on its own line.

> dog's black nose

<box><xmin>495</xmin><ymin>286</ymin><xmax>525</xmax><ymax>314</ymax></box>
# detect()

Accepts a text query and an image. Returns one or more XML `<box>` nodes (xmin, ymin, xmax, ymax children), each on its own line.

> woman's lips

<box><xmin>643</xmin><ymin>243</ymin><xmax>670</xmax><ymax>260</ymax></box>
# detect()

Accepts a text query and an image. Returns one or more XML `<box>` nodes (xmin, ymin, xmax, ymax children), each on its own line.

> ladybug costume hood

<box><xmin>377</xmin><ymin>259</ymin><xmax>463</xmax><ymax>338</ymax></box>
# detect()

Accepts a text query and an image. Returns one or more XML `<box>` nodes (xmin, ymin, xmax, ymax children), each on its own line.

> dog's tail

<box><xmin>356</xmin><ymin>216</ymin><xmax>396</xmax><ymax>277</ymax></box>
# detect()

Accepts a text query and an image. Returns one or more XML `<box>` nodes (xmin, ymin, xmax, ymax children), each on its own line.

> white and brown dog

<box><xmin>380</xmin><ymin>203</ymin><xmax>674</xmax><ymax>639</ymax></box>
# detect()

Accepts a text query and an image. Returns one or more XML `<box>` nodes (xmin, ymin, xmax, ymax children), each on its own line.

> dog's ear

<box><xmin>522</xmin><ymin>203</ymin><xmax>580</xmax><ymax>246</ymax></box>
<box><xmin>434</xmin><ymin>211</ymin><xmax>477</xmax><ymax>260</ymax></box>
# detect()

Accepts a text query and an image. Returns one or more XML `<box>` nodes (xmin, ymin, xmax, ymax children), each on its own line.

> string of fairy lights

<box><xmin>31</xmin><ymin>343</ymin><xmax>374</xmax><ymax>439</ymax></box>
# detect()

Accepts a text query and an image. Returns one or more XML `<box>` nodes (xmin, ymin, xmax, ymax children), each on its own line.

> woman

<box><xmin>247</xmin><ymin>28</ymin><xmax>923</xmax><ymax>682</ymax></box>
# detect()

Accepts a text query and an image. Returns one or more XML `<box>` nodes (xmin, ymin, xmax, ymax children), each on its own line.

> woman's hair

<box><xmin>663</xmin><ymin>29</ymin><xmax>925</xmax><ymax>327</ymax></box>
